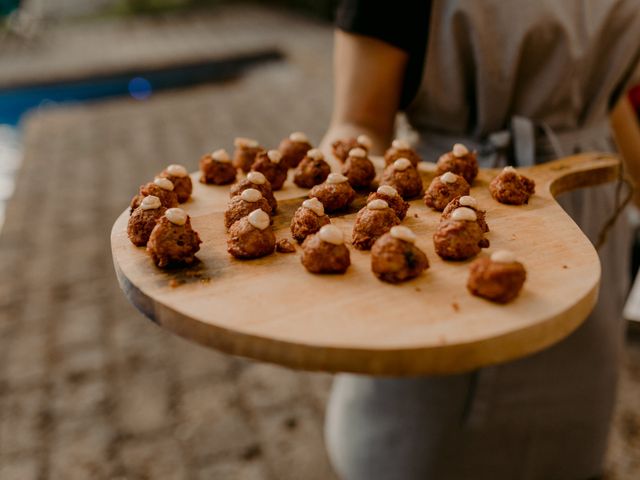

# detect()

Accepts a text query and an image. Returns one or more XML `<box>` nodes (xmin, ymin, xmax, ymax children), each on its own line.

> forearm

<box><xmin>321</xmin><ymin>31</ymin><xmax>408</xmax><ymax>155</ymax></box>
<box><xmin>611</xmin><ymin>95</ymin><xmax>640</xmax><ymax>206</ymax></box>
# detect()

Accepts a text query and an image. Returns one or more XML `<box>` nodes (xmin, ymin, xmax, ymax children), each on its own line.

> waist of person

<box><xmin>416</xmin><ymin>116</ymin><xmax>611</xmax><ymax>167</ymax></box>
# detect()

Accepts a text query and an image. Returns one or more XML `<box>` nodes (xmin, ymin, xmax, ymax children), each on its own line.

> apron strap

<box><xmin>510</xmin><ymin>116</ymin><xmax>536</xmax><ymax>167</ymax></box>
<box><xmin>481</xmin><ymin>116</ymin><xmax>610</xmax><ymax>166</ymax></box>
<box><xmin>417</xmin><ymin>116</ymin><xmax>611</xmax><ymax>167</ymax></box>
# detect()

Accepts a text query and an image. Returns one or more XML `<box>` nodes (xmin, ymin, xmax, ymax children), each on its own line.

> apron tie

<box><xmin>417</xmin><ymin>118</ymin><xmax>634</xmax><ymax>246</ymax></box>
<box><xmin>476</xmin><ymin>116</ymin><xmax>610</xmax><ymax>166</ymax></box>
<box><xmin>485</xmin><ymin>117</ymin><xmax>634</xmax><ymax>251</ymax></box>
<box><xmin>477</xmin><ymin>115</ymin><xmax>538</xmax><ymax>167</ymax></box>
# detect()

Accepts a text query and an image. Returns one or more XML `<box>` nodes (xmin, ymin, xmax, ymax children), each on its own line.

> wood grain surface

<box><xmin>111</xmin><ymin>153</ymin><xmax>619</xmax><ymax>375</ymax></box>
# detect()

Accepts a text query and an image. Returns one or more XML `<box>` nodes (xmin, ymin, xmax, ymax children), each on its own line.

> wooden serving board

<box><xmin>111</xmin><ymin>153</ymin><xmax>619</xmax><ymax>376</ymax></box>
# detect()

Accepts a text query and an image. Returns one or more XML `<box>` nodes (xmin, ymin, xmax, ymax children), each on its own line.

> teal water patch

<box><xmin>0</xmin><ymin>49</ymin><xmax>283</xmax><ymax>126</ymax></box>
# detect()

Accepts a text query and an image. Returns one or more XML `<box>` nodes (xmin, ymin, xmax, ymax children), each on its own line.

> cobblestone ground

<box><xmin>0</xmin><ymin>7</ymin><xmax>337</xmax><ymax>480</ymax></box>
<box><xmin>0</xmin><ymin>5</ymin><xmax>639</xmax><ymax>480</ymax></box>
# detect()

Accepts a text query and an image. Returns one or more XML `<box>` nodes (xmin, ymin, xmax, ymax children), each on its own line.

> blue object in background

<box><xmin>0</xmin><ymin>50</ymin><xmax>283</xmax><ymax>127</ymax></box>
<box><xmin>0</xmin><ymin>77</ymin><xmax>139</xmax><ymax>126</ymax></box>
<box><xmin>128</xmin><ymin>77</ymin><xmax>153</xmax><ymax>100</ymax></box>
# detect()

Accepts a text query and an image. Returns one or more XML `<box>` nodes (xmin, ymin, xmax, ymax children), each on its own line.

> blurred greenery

<box><xmin>0</xmin><ymin>0</ymin><xmax>20</xmax><ymax>17</ymax></box>
<box><xmin>114</xmin><ymin>0</ymin><xmax>221</xmax><ymax>15</ymax></box>
<box><xmin>114</xmin><ymin>0</ymin><xmax>338</xmax><ymax>20</ymax></box>
<box><xmin>254</xmin><ymin>0</ymin><xmax>338</xmax><ymax>19</ymax></box>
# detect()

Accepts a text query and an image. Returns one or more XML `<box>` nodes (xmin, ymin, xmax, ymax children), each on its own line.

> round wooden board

<box><xmin>111</xmin><ymin>153</ymin><xmax>619</xmax><ymax>376</ymax></box>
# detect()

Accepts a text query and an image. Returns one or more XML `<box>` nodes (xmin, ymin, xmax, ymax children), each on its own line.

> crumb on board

<box><xmin>414</xmin><ymin>213</ymin><xmax>419</xmax><ymax>218</ymax></box>
<box><xmin>276</xmin><ymin>239</ymin><xmax>296</xmax><ymax>253</ymax></box>
<box><xmin>415</xmin><ymin>287</ymin><xmax>422</xmax><ymax>292</ymax></box>
<box><xmin>452</xmin><ymin>302</ymin><xmax>460</xmax><ymax>312</ymax></box>
<box><xmin>168</xmin><ymin>274</ymin><xmax>209</xmax><ymax>287</ymax></box>
<box><xmin>562</xmin><ymin>265</ymin><xmax>568</xmax><ymax>269</ymax></box>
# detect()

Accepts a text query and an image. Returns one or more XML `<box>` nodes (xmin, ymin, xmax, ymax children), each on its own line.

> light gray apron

<box><xmin>326</xmin><ymin>1</ymin><xmax>640</xmax><ymax>479</ymax></box>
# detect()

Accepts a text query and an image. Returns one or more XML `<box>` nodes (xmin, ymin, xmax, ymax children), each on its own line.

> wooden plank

<box><xmin>111</xmin><ymin>153</ymin><xmax>619</xmax><ymax>375</ymax></box>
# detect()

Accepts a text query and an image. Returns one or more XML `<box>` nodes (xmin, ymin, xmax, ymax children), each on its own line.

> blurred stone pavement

<box><xmin>0</xmin><ymin>5</ymin><xmax>639</xmax><ymax>480</ymax></box>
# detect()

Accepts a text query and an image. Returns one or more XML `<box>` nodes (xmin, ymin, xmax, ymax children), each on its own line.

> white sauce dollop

<box><xmin>327</xmin><ymin>173</ymin><xmax>348</xmax><ymax>184</ymax></box>
<box><xmin>452</xmin><ymin>143</ymin><xmax>469</xmax><ymax>158</ymax></box>
<box><xmin>248</xmin><ymin>209</ymin><xmax>270</xmax><ymax>230</ymax></box>
<box><xmin>166</xmin><ymin>164</ymin><xmax>188</xmax><ymax>177</ymax></box>
<box><xmin>377</xmin><ymin>185</ymin><xmax>399</xmax><ymax>197</ymax></box>
<box><xmin>392</xmin><ymin>139</ymin><xmax>410</xmax><ymax>150</ymax></box>
<box><xmin>491</xmin><ymin>250</ymin><xmax>517</xmax><ymax>263</ymax></box>
<box><xmin>289</xmin><ymin>131</ymin><xmax>308</xmax><ymax>143</ymax></box>
<box><xmin>440</xmin><ymin>172</ymin><xmax>458</xmax><ymax>184</ymax></box>
<box><xmin>247</xmin><ymin>171</ymin><xmax>267</xmax><ymax>185</ymax></box>
<box><xmin>140</xmin><ymin>195</ymin><xmax>161</xmax><ymax>210</ymax></box>
<box><xmin>458</xmin><ymin>195</ymin><xmax>477</xmax><ymax>208</ymax></box>
<box><xmin>302</xmin><ymin>198</ymin><xmax>325</xmax><ymax>216</ymax></box>
<box><xmin>393</xmin><ymin>158</ymin><xmax>412</xmax><ymax>171</ymax></box>
<box><xmin>451</xmin><ymin>207</ymin><xmax>477</xmax><ymax>222</ymax></box>
<box><xmin>154</xmin><ymin>177</ymin><xmax>174</xmax><ymax>191</ymax></box>
<box><xmin>306</xmin><ymin>148</ymin><xmax>324</xmax><ymax>161</ymax></box>
<box><xmin>267</xmin><ymin>150</ymin><xmax>282</xmax><ymax>163</ymax></box>
<box><xmin>503</xmin><ymin>166</ymin><xmax>517</xmax><ymax>174</ymax></box>
<box><xmin>234</xmin><ymin>137</ymin><xmax>259</xmax><ymax>148</ymax></box>
<box><xmin>348</xmin><ymin>147</ymin><xmax>367</xmax><ymax>158</ymax></box>
<box><xmin>165</xmin><ymin>208</ymin><xmax>187</xmax><ymax>226</ymax></box>
<box><xmin>367</xmin><ymin>199</ymin><xmax>389</xmax><ymax>210</ymax></box>
<box><xmin>241</xmin><ymin>188</ymin><xmax>262</xmax><ymax>202</ymax></box>
<box><xmin>357</xmin><ymin>134</ymin><xmax>372</xmax><ymax>149</ymax></box>
<box><xmin>390</xmin><ymin>225</ymin><xmax>417</xmax><ymax>244</ymax></box>
<box><xmin>318</xmin><ymin>225</ymin><xmax>344</xmax><ymax>245</ymax></box>
<box><xmin>212</xmin><ymin>149</ymin><xmax>231</xmax><ymax>163</ymax></box>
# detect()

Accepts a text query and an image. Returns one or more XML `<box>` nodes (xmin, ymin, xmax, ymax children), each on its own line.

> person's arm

<box><xmin>611</xmin><ymin>94</ymin><xmax>640</xmax><ymax>206</ymax></box>
<box><xmin>321</xmin><ymin>30</ymin><xmax>408</xmax><ymax>155</ymax></box>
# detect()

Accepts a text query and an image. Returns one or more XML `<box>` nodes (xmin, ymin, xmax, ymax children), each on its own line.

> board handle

<box><xmin>530</xmin><ymin>152</ymin><xmax>621</xmax><ymax>198</ymax></box>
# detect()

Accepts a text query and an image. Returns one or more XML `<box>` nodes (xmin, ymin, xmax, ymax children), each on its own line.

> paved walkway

<box><xmin>0</xmin><ymin>6</ymin><xmax>337</xmax><ymax>480</ymax></box>
<box><xmin>0</xmin><ymin>5</ymin><xmax>639</xmax><ymax>480</ymax></box>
